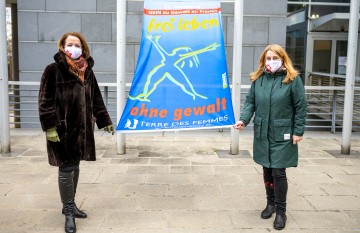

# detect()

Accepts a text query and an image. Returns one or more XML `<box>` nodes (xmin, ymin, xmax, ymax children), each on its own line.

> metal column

<box><xmin>230</xmin><ymin>0</ymin><xmax>244</xmax><ymax>155</ymax></box>
<box><xmin>341</xmin><ymin>0</ymin><xmax>359</xmax><ymax>155</ymax></box>
<box><xmin>11</xmin><ymin>4</ymin><xmax>20</xmax><ymax>128</ymax></box>
<box><xmin>117</xmin><ymin>0</ymin><xmax>126</xmax><ymax>154</ymax></box>
<box><xmin>0</xmin><ymin>1</ymin><xmax>10</xmax><ymax>154</ymax></box>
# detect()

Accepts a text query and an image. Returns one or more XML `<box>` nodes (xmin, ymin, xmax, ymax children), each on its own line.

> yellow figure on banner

<box><xmin>129</xmin><ymin>33</ymin><xmax>220</xmax><ymax>102</ymax></box>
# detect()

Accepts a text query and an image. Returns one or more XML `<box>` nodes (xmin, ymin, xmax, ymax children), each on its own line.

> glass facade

<box><xmin>286</xmin><ymin>0</ymin><xmax>352</xmax><ymax>79</ymax></box>
<box><xmin>335</xmin><ymin>40</ymin><xmax>347</xmax><ymax>75</ymax></box>
<box><xmin>312</xmin><ymin>40</ymin><xmax>332</xmax><ymax>73</ymax></box>
<box><xmin>310</xmin><ymin>5</ymin><xmax>349</xmax><ymax>18</ymax></box>
<box><xmin>286</xmin><ymin>29</ymin><xmax>306</xmax><ymax>77</ymax></box>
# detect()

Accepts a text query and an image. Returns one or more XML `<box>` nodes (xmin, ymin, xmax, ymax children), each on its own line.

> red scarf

<box><xmin>65</xmin><ymin>55</ymin><xmax>88</xmax><ymax>82</ymax></box>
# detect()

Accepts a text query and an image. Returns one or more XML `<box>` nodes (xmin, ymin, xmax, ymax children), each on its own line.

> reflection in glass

<box><xmin>286</xmin><ymin>30</ymin><xmax>306</xmax><ymax>79</ymax></box>
<box><xmin>335</xmin><ymin>41</ymin><xmax>347</xmax><ymax>75</ymax></box>
<box><xmin>313</xmin><ymin>40</ymin><xmax>332</xmax><ymax>73</ymax></box>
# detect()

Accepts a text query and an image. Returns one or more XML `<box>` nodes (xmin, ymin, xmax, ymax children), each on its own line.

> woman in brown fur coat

<box><xmin>38</xmin><ymin>32</ymin><xmax>114</xmax><ymax>233</ymax></box>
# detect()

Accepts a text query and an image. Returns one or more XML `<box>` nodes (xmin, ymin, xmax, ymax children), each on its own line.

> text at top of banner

<box><xmin>144</xmin><ymin>8</ymin><xmax>221</xmax><ymax>15</ymax></box>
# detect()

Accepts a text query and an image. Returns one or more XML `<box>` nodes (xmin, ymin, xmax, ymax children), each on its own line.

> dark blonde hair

<box><xmin>57</xmin><ymin>32</ymin><xmax>90</xmax><ymax>59</ymax></box>
<box><xmin>250</xmin><ymin>44</ymin><xmax>298</xmax><ymax>83</ymax></box>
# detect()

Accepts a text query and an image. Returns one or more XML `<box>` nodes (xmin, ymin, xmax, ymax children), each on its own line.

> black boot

<box><xmin>273</xmin><ymin>168</ymin><xmax>288</xmax><ymax>230</ymax></box>
<box><xmin>262</xmin><ymin>167</ymin><xmax>275</xmax><ymax>219</ymax></box>
<box><xmin>274</xmin><ymin>213</ymin><xmax>287</xmax><ymax>230</ymax></box>
<box><xmin>59</xmin><ymin>171</ymin><xmax>77</xmax><ymax>233</ymax></box>
<box><xmin>261</xmin><ymin>203</ymin><xmax>275</xmax><ymax>219</ymax></box>
<box><xmin>62</xmin><ymin>167</ymin><xmax>87</xmax><ymax>218</ymax></box>
<box><xmin>62</xmin><ymin>204</ymin><xmax>87</xmax><ymax>218</ymax></box>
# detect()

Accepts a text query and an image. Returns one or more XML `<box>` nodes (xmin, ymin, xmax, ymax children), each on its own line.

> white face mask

<box><xmin>64</xmin><ymin>46</ymin><xmax>82</xmax><ymax>59</ymax></box>
<box><xmin>265</xmin><ymin>60</ymin><xmax>282</xmax><ymax>73</ymax></box>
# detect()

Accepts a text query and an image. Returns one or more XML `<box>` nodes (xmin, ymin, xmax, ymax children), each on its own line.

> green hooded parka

<box><xmin>240</xmin><ymin>71</ymin><xmax>307</xmax><ymax>168</ymax></box>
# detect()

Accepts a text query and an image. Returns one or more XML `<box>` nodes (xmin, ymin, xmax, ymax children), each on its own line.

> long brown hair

<box><xmin>250</xmin><ymin>44</ymin><xmax>298</xmax><ymax>83</ymax></box>
<box><xmin>57</xmin><ymin>32</ymin><xmax>90</xmax><ymax>59</ymax></box>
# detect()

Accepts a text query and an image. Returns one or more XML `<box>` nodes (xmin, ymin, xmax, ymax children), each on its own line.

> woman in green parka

<box><xmin>234</xmin><ymin>44</ymin><xmax>307</xmax><ymax>230</ymax></box>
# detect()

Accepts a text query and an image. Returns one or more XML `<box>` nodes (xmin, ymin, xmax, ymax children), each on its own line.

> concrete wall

<box><xmin>16</xmin><ymin>0</ymin><xmax>287</xmax><ymax>127</ymax></box>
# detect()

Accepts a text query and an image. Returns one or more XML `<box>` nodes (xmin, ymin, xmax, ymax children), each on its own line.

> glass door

<box><xmin>305</xmin><ymin>33</ymin><xmax>360</xmax><ymax>85</ymax></box>
<box><xmin>312</xmin><ymin>40</ymin><xmax>332</xmax><ymax>73</ymax></box>
<box><xmin>335</xmin><ymin>40</ymin><xmax>347</xmax><ymax>75</ymax></box>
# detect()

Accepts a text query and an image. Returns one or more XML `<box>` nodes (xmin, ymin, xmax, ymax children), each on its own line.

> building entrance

<box><xmin>306</xmin><ymin>33</ymin><xmax>360</xmax><ymax>86</ymax></box>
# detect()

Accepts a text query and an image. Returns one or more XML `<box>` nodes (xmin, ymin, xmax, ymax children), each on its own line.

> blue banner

<box><xmin>117</xmin><ymin>0</ymin><xmax>235</xmax><ymax>132</ymax></box>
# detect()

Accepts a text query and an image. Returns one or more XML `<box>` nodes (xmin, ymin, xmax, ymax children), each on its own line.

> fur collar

<box><xmin>53</xmin><ymin>50</ymin><xmax>94</xmax><ymax>69</ymax></box>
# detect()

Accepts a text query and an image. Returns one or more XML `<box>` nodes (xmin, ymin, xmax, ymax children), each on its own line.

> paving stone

<box><xmin>170</xmin><ymin>165</ymin><xmax>214</xmax><ymax>174</ymax></box>
<box><xmin>104</xmin><ymin>211</ymin><xmax>167</xmax><ymax>229</ymax></box>
<box><xmin>213</xmin><ymin>165</ymin><xmax>258</xmax><ymax>175</ymax></box>
<box><xmin>0</xmin><ymin>173</ymin><xmax>53</xmax><ymax>184</ymax></box>
<box><xmin>0</xmin><ymin>210</ymin><xmax>39</xmax><ymax>231</ymax></box>
<box><xmin>339</xmin><ymin>165</ymin><xmax>360</xmax><ymax>174</ymax></box>
<box><xmin>332</xmin><ymin>174</ymin><xmax>360</xmax><ymax>185</ymax></box>
<box><xmin>8</xmin><ymin>183</ymin><xmax>57</xmax><ymax>196</ymax></box>
<box><xmin>191</xmin><ymin>157</ymin><xmax>233</xmax><ymax>166</ymax></box>
<box><xmin>290</xmin><ymin>210</ymin><xmax>359</xmax><ymax>229</ymax></box>
<box><xmin>1</xmin><ymin>129</ymin><xmax>360</xmax><ymax>232</ymax></box>
<box><xmin>288</xmin><ymin>183</ymin><xmax>328</xmax><ymax>196</ymax></box>
<box><xmin>96</xmin><ymin>173</ymin><xmax>147</xmax><ymax>184</ymax></box>
<box><xmin>146</xmin><ymin>174</ymin><xmax>193</xmax><ymax>184</ymax></box>
<box><xmin>195</xmin><ymin>195</ymin><xmax>255</xmax><ymax>210</ymax></box>
<box><xmin>221</xmin><ymin>184</ymin><xmax>263</xmax><ymax>196</ymax></box>
<box><xmin>126</xmin><ymin>165</ymin><xmax>170</xmax><ymax>174</ymax></box>
<box><xmin>139</xmin><ymin>196</ymin><xmax>195</xmax><ymax>210</ymax></box>
<box><xmin>305</xmin><ymin>196</ymin><xmax>360</xmax><ymax>211</ymax></box>
<box><xmin>319</xmin><ymin>183</ymin><xmax>360</xmax><ymax>196</ymax></box>
<box><xmin>297</xmin><ymin>165</ymin><xmax>348</xmax><ymax>175</ymax></box>
<box><xmin>0</xmin><ymin>184</ymin><xmax>12</xmax><ymax>195</ymax></box>
<box><xmin>150</xmin><ymin>158</ymin><xmax>191</xmax><ymax>165</ymax></box>
<box><xmin>299</xmin><ymin>150</ymin><xmax>335</xmax><ymax>159</ymax></box>
<box><xmin>77</xmin><ymin>183</ymin><xmax>119</xmax><ymax>196</ymax></box>
<box><xmin>169</xmin><ymin>211</ymin><xmax>233</xmax><ymax>228</ymax></box>
<box><xmin>117</xmin><ymin>184</ymin><xmax>168</xmax><ymax>197</ymax></box>
<box><xmin>82</xmin><ymin>196</ymin><xmax>138</xmax><ymax>210</ymax></box>
<box><xmin>21</xmin><ymin>195</ymin><xmax>64</xmax><ymax>211</ymax></box>
<box><xmin>307</xmin><ymin>158</ymin><xmax>354</xmax><ymax>166</ymax></box>
<box><xmin>238</xmin><ymin>174</ymin><xmax>263</xmax><ymax>185</ymax></box>
<box><xmin>192</xmin><ymin>174</ymin><xmax>243</xmax><ymax>185</ymax></box>
<box><xmin>324</xmin><ymin>150</ymin><xmax>360</xmax><ymax>158</ymax></box>
<box><xmin>0</xmin><ymin>195</ymin><xmax>28</xmax><ymax>210</ymax></box>
<box><xmin>287</xmin><ymin>173</ymin><xmax>338</xmax><ymax>185</ymax></box>
<box><xmin>81</xmin><ymin>164</ymin><xmax>127</xmax><ymax>174</ymax></box>
<box><xmin>169</xmin><ymin>184</ymin><xmax>222</xmax><ymax>196</ymax></box>
<box><xmin>230</xmin><ymin>210</ymin><xmax>299</xmax><ymax>229</ymax></box>
<box><xmin>110</xmin><ymin>158</ymin><xmax>150</xmax><ymax>165</ymax></box>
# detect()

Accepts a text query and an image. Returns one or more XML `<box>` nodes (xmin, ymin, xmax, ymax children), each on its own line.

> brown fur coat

<box><xmin>38</xmin><ymin>51</ymin><xmax>112</xmax><ymax>166</ymax></box>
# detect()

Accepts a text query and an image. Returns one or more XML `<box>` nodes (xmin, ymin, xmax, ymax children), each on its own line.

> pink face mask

<box><xmin>265</xmin><ymin>60</ymin><xmax>282</xmax><ymax>73</ymax></box>
<box><xmin>64</xmin><ymin>46</ymin><xmax>82</xmax><ymax>59</ymax></box>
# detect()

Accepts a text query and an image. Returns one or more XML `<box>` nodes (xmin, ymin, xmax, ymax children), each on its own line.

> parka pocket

<box><xmin>273</xmin><ymin>119</ymin><xmax>292</xmax><ymax>141</ymax></box>
<box><xmin>253</xmin><ymin>116</ymin><xmax>262</xmax><ymax>139</ymax></box>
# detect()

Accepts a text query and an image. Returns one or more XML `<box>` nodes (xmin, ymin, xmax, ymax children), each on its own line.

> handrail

<box><xmin>6</xmin><ymin>81</ymin><xmax>360</xmax><ymax>132</ymax></box>
<box><xmin>8</xmin><ymin>81</ymin><xmax>360</xmax><ymax>91</ymax></box>
<box><xmin>8</xmin><ymin>81</ymin><xmax>130</xmax><ymax>88</ymax></box>
<box><xmin>309</xmin><ymin>71</ymin><xmax>360</xmax><ymax>81</ymax></box>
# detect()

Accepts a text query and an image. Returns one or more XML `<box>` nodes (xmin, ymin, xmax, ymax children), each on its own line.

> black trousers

<box><xmin>263</xmin><ymin>167</ymin><xmax>288</xmax><ymax>214</ymax></box>
<box><xmin>59</xmin><ymin>162</ymin><xmax>80</xmax><ymax>173</ymax></box>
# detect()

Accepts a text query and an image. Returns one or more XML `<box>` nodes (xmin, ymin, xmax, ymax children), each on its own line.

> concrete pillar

<box><xmin>230</xmin><ymin>0</ymin><xmax>244</xmax><ymax>155</ymax></box>
<box><xmin>341</xmin><ymin>0</ymin><xmax>359</xmax><ymax>155</ymax></box>
<box><xmin>117</xmin><ymin>0</ymin><xmax>126</xmax><ymax>154</ymax></box>
<box><xmin>0</xmin><ymin>1</ymin><xmax>10</xmax><ymax>153</ymax></box>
